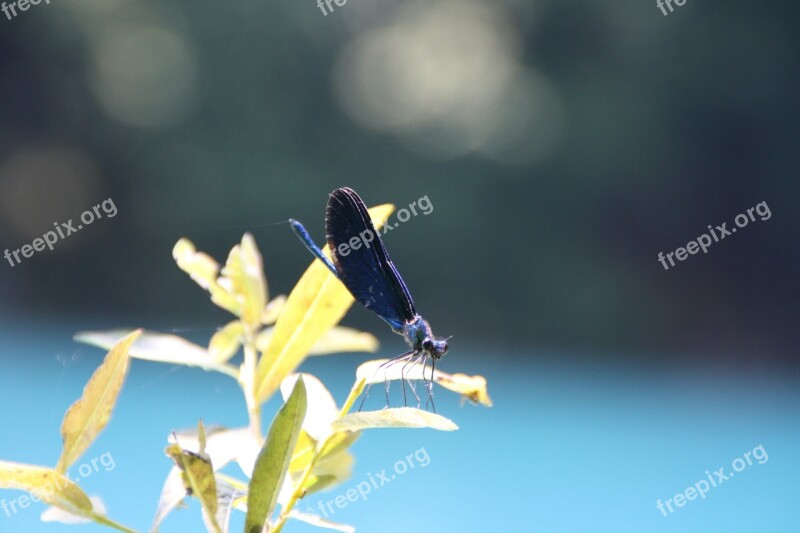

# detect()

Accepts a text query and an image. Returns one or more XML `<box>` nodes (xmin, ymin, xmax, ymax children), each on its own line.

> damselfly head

<box><xmin>422</xmin><ymin>337</ymin><xmax>449</xmax><ymax>359</ymax></box>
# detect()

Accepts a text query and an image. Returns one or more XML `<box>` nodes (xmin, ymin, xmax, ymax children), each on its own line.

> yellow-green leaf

<box><xmin>297</xmin><ymin>473</ymin><xmax>338</xmax><ymax>495</ymax></box>
<box><xmin>75</xmin><ymin>329</ymin><xmax>238</xmax><ymax>378</ymax></box>
<box><xmin>317</xmin><ymin>431</ymin><xmax>360</xmax><ymax>463</ymax></box>
<box><xmin>254</xmin><ymin>204</ymin><xmax>394</xmax><ymax>403</ymax></box>
<box><xmin>287</xmin><ymin>431</ymin><xmax>317</xmax><ymax>473</ymax></box>
<box><xmin>172</xmin><ymin>238</ymin><xmax>220</xmax><ymax>289</ymax></box>
<box><xmin>308</xmin><ymin>327</ymin><xmax>379</xmax><ymax>356</ymax></box>
<box><xmin>437</xmin><ymin>372</ymin><xmax>493</xmax><ymax>407</ymax></box>
<box><xmin>357</xmin><ymin>358</ymin><xmax>493</xmax><ymax>407</ymax></box>
<box><xmin>0</xmin><ymin>461</ymin><xmax>93</xmax><ymax>515</ymax></box>
<box><xmin>0</xmin><ymin>464</ymin><xmax>137</xmax><ymax>532</ymax></box>
<box><xmin>261</xmin><ymin>295</ymin><xmax>287</xmax><ymax>326</ymax></box>
<box><xmin>56</xmin><ymin>330</ymin><xmax>140</xmax><ymax>473</ymax></box>
<box><xmin>173</xmin><ymin>238</ymin><xmax>239</xmax><ymax>315</ymax></box>
<box><xmin>208</xmin><ymin>321</ymin><xmax>244</xmax><ymax>364</ymax></box>
<box><xmin>245</xmin><ymin>377</ymin><xmax>307</xmax><ymax>533</ymax></box>
<box><xmin>285</xmin><ymin>430</ymin><xmax>358</xmax><ymax>499</ymax></box>
<box><xmin>165</xmin><ymin>437</ymin><xmax>221</xmax><ymax>533</ymax></box>
<box><xmin>332</xmin><ymin>408</ymin><xmax>458</xmax><ymax>432</ymax></box>
<box><xmin>41</xmin><ymin>495</ymin><xmax>105</xmax><ymax>524</ymax></box>
<box><xmin>287</xmin><ymin>429</ymin><xmax>360</xmax><ymax>475</ymax></box>
<box><xmin>219</xmin><ymin>233</ymin><xmax>267</xmax><ymax>329</ymax></box>
<box><xmin>256</xmin><ymin>327</ymin><xmax>379</xmax><ymax>357</ymax></box>
<box><xmin>303</xmin><ymin>447</ymin><xmax>354</xmax><ymax>491</ymax></box>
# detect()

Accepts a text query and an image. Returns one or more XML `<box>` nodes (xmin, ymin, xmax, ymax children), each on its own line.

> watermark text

<box><xmin>656</xmin><ymin>444</ymin><xmax>768</xmax><ymax>517</ymax></box>
<box><xmin>4</xmin><ymin>197</ymin><xmax>117</xmax><ymax>268</ymax></box>
<box><xmin>657</xmin><ymin>201</ymin><xmax>771</xmax><ymax>271</ymax></box>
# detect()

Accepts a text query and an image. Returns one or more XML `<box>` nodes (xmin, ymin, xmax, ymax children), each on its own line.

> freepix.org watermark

<box><xmin>1</xmin><ymin>452</ymin><xmax>116</xmax><ymax>519</ymax></box>
<box><xmin>4</xmin><ymin>197</ymin><xmax>117</xmax><ymax>268</ymax></box>
<box><xmin>656</xmin><ymin>0</ymin><xmax>688</xmax><ymax>16</ymax></box>
<box><xmin>1</xmin><ymin>0</ymin><xmax>51</xmax><ymax>22</ymax></box>
<box><xmin>316</xmin><ymin>0</ymin><xmax>347</xmax><ymax>17</ymax></box>
<box><xmin>657</xmin><ymin>201</ymin><xmax>771</xmax><ymax>271</ymax></box>
<box><xmin>309</xmin><ymin>447</ymin><xmax>431</xmax><ymax>518</ymax></box>
<box><xmin>335</xmin><ymin>194</ymin><xmax>433</xmax><ymax>259</ymax></box>
<box><xmin>656</xmin><ymin>444</ymin><xmax>768</xmax><ymax>517</ymax></box>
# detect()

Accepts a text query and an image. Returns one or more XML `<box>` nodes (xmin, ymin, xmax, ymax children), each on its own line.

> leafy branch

<box><xmin>0</xmin><ymin>201</ymin><xmax>491</xmax><ymax>532</ymax></box>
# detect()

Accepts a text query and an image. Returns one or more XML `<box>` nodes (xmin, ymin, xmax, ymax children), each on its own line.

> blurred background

<box><xmin>0</xmin><ymin>0</ymin><xmax>798</xmax><ymax>532</ymax></box>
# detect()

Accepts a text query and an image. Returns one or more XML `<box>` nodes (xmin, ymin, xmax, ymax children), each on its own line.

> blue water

<box><xmin>1</xmin><ymin>324</ymin><xmax>797</xmax><ymax>532</ymax></box>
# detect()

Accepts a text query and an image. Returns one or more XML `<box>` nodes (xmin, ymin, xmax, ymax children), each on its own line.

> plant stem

<box><xmin>90</xmin><ymin>512</ymin><xmax>140</xmax><ymax>533</ymax></box>
<box><xmin>242</xmin><ymin>331</ymin><xmax>262</xmax><ymax>442</ymax></box>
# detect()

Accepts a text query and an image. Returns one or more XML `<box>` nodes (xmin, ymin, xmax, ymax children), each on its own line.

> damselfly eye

<box><xmin>422</xmin><ymin>339</ymin><xmax>434</xmax><ymax>351</ymax></box>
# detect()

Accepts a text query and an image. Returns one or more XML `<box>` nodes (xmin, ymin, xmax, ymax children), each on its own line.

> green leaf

<box><xmin>300</xmin><ymin>449</ymin><xmax>354</xmax><ymax>494</ymax></box>
<box><xmin>208</xmin><ymin>321</ymin><xmax>244</xmax><ymax>364</ymax></box>
<box><xmin>284</xmin><ymin>429</ymin><xmax>358</xmax><ymax>499</ymax></box>
<box><xmin>261</xmin><ymin>295</ymin><xmax>287</xmax><ymax>326</ymax></box>
<box><xmin>257</xmin><ymin>327</ymin><xmax>379</xmax><ymax>357</ymax></box>
<box><xmin>0</xmin><ymin>461</ymin><xmax>93</xmax><ymax>515</ymax></box>
<box><xmin>41</xmin><ymin>495</ymin><xmax>105</xmax><ymax>524</ymax></box>
<box><xmin>0</xmin><ymin>462</ymin><xmax>137</xmax><ymax>533</ymax></box>
<box><xmin>254</xmin><ymin>204</ymin><xmax>394</xmax><ymax>404</ymax></box>
<box><xmin>165</xmin><ymin>432</ymin><xmax>222</xmax><ymax>533</ymax></box>
<box><xmin>332</xmin><ymin>408</ymin><xmax>458</xmax><ymax>432</ymax></box>
<box><xmin>173</xmin><ymin>238</ymin><xmax>239</xmax><ymax>315</ymax></box>
<box><xmin>75</xmin><ymin>329</ymin><xmax>238</xmax><ymax>378</ymax></box>
<box><xmin>245</xmin><ymin>377</ymin><xmax>307</xmax><ymax>533</ymax></box>
<box><xmin>218</xmin><ymin>233</ymin><xmax>267</xmax><ymax>329</ymax></box>
<box><xmin>56</xmin><ymin>330</ymin><xmax>140</xmax><ymax>473</ymax></box>
<box><xmin>307</xmin><ymin>327</ymin><xmax>379</xmax><ymax>355</ymax></box>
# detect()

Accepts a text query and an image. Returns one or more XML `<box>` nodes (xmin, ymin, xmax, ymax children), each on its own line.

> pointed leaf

<box><xmin>255</xmin><ymin>204</ymin><xmax>394</xmax><ymax>403</ymax></box>
<box><xmin>0</xmin><ymin>461</ymin><xmax>93</xmax><ymax>515</ymax></box>
<box><xmin>41</xmin><ymin>496</ymin><xmax>106</xmax><ymax>524</ymax></box>
<box><xmin>56</xmin><ymin>330</ymin><xmax>140</xmax><ymax>473</ymax></box>
<box><xmin>261</xmin><ymin>295</ymin><xmax>287</xmax><ymax>326</ymax></box>
<box><xmin>436</xmin><ymin>373</ymin><xmax>493</xmax><ymax>407</ymax></box>
<box><xmin>75</xmin><ymin>329</ymin><xmax>238</xmax><ymax>378</ymax></box>
<box><xmin>208</xmin><ymin>321</ymin><xmax>244</xmax><ymax>364</ymax></box>
<box><xmin>165</xmin><ymin>439</ymin><xmax>222</xmax><ymax>533</ymax></box>
<box><xmin>287</xmin><ymin>430</ymin><xmax>317</xmax><ymax>473</ymax></box>
<box><xmin>245</xmin><ymin>377</ymin><xmax>307</xmax><ymax>533</ymax></box>
<box><xmin>256</xmin><ymin>327</ymin><xmax>379</xmax><ymax>357</ymax></box>
<box><xmin>333</xmin><ymin>408</ymin><xmax>458</xmax><ymax>432</ymax></box>
<box><xmin>284</xmin><ymin>430</ymin><xmax>359</xmax><ymax>502</ymax></box>
<box><xmin>307</xmin><ymin>327</ymin><xmax>379</xmax><ymax>356</ymax></box>
<box><xmin>305</xmin><ymin>449</ymin><xmax>354</xmax><ymax>491</ymax></box>
<box><xmin>172</xmin><ymin>238</ymin><xmax>220</xmax><ymax>289</ymax></box>
<box><xmin>173</xmin><ymin>238</ymin><xmax>239</xmax><ymax>315</ymax></box>
<box><xmin>218</xmin><ymin>233</ymin><xmax>267</xmax><ymax>329</ymax></box>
